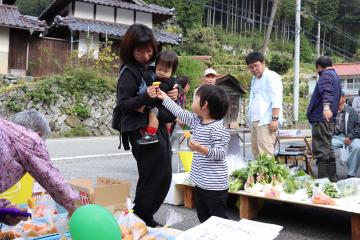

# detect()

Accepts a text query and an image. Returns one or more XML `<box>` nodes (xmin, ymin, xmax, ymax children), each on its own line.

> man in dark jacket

<box><xmin>307</xmin><ymin>56</ymin><xmax>341</xmax><ymax>182</ymax></box>
<box><xmin>332</xmin><ymin>92</ymin><xmax>360</xmax><ymax>178</ymax></box>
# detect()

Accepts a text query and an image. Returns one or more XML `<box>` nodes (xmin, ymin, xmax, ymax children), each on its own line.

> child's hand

<box><xmin>189</xmin><ymin>139</ymin><xmax>208</xmax><ymax>156</ymax></box>
<box><xmin>157</xmin><ymin>89</ymin><xmax>168</xmax><ymax>100</ymax></box>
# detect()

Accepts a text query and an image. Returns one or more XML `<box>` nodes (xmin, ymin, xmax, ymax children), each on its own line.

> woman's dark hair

<box><xmin>120</xmin><ymin>24</ymin><xmax>158</xmax><ymax>64</ymax></box>
<box><xmin>245</xmin><ymin>51</ymin><xmax>265</xmax><ymax>65</ymax></box>
<box><xmin>156</xmin><ymin>51</ymin><xmax>178</xmax><ymax>73</ymax></box>
<box><xmin>176</xmin><ymin>76</ymin><xmax>190</xmax><ymax>89</ymax></box>
<box><xmin>196</xmin><ymin>85</ymin><xmax>229</xmax><ymax>120</ymax></box>
<box><xmin>316</xmin><ymin>56</ymin><xmax>333</xmax><ymax>68</ymax></box>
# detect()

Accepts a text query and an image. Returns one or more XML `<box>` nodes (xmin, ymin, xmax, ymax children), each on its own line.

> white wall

<box><xmin>68</xmin><ymin>2</ymin><xmax>73</xmax><ymax>16</ymax></box>
<box><xmin>78</xmin><ymin>32</ymin><xmax>99</xmax><ymax>59</ymax></box>
<box><xmin>0</xmin><ymin>26</ymin><xmax>9</xmax><ymax>74</ymax></box>
<box><xmin>96</xmin><ymin>5</ymin><xmax>114</xmax><ymax>22</ymax></box>
<box><xmin>116</xmin><ymin>8</ymin><xmax>134</xmax><ymax>25</ymax></box>
<box><xmin>135</xmin><ymin>12</ymin><xmax>152</xmax><ymax>28</ymax></box>
<box><xmin>74</xmin><ymin>1</ymin><xmax>94</xmax><ymax>19</ymax></box>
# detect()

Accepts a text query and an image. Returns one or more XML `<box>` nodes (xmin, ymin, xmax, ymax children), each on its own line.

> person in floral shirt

<box><xmin>0</xmin><ymin>110</ymin><xmax>78</xmax><ymax>225</ymax></box>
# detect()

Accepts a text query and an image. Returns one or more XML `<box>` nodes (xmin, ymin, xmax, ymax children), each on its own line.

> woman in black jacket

<box><xmin>116</xmin><ymin>24</ymin><xmax>177</xmax><ymax>227</ymax></box>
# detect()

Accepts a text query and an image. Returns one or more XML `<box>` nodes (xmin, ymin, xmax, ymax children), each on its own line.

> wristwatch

<box><xmin>272</xmin><ymin>116</ymin><xmax>279</xmax><ymax>121</ymax></box>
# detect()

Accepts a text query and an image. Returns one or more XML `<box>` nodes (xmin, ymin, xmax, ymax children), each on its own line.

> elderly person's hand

<box><xmin>269</xmin><ymin>120</ymin><xmax>279</xmax><ymax>132</ymax></box>
<box><xmin>0</xmin><ymin>206</ymin><xmax>29</xmax><ymax>226</ymax></box>
<box><xmin>167</xmin><ymin>84</ymin><xmax>179</xmax><ymax>101</ymax></box>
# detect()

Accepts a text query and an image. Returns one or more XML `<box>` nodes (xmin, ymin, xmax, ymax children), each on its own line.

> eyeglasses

<box><xmin>247</xmin><ymin>62</ymin><xmax>262</xmax><ymax>70</ymax></box>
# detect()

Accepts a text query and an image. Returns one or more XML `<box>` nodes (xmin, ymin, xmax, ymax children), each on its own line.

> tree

<box><xmin>16</xmin><ymin>0</ymin><xmax>52</xmax><ymax>16</ymax></box>
<box><xmin>145</xmin><ymin>0</ymin><xmax>207</xmax><ymax>33</ymax></box>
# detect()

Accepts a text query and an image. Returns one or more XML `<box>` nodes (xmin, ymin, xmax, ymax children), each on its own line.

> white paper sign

<box><xmin>177</xmin><ymin>217</ymin><xmax>282</xmax><ymax>240</ymax></box>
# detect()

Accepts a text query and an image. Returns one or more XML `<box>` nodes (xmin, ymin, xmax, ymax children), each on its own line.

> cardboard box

<box><xmin>69</xmin><ymin>177</ymin><xmax>131</xmax><ymax>212</ymax></box>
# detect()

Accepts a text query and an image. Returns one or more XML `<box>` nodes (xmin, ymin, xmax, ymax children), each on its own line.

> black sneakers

<box><xmin>146</xmin><ymin>219</ymin><xmax>162</xmax><ymax>228</ymax></box>
<box><xmin>137</xmin><ymin>132</ymin><xmax>159</xmax><ymax>145</ymax></box>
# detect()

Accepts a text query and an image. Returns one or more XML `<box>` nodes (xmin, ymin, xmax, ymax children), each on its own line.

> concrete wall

<box><xmin>96</xmin><ymin>5</ymin><xmax>114</xmax><ymax>22</ymax></box>
<box><xmin>116</xmin><ymin>8</ymin><xmax>134</xmax><ymax>25</ymax></box>
<box><xmin>135</xmin><ymin>12</ymin><xmax>152</xmax><ymax>28</ymax></box>
<box><xmin>0</xmin><ymin>26</ymin><xmax>9</xmax><ymax>74</ymax></box>
<box><xmin>74</xmin><ymin>1</ymin><xmax>94</xmax><ymax>19</ymax></box>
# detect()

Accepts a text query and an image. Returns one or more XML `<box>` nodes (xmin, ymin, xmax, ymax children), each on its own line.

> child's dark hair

<box><xmin>156</xmin><ymin>51</ymin><xmax>178</xmax><ymax>74</ymax></box>
<box><xmin>196</xmin><ymin>85</ymin><xmax>229</xmax><ymax>120</ymax></box>
<box><xmin>245</xmin><ymin>51</ymin><xmax>265</xmax><ymax>65</ymax></box>
<box><xmin>176</xmin><ymin>76</ymin><xmax>190</xmax><ymax>89</ymax></box>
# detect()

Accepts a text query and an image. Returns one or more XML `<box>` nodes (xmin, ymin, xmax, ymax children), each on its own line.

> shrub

<box><xmin>269</xmin><ymin>53</ymin><xmax>292</xmax><ymax>75</ymax></box>
<box><xmin>177</xmin><ymin>57</ymin><xmax>206</xmax><ymax>102</ymax></box>
<box><xmin>72</xmin><ymin>103</ymin><xmax>90</xmax><ymax>119</ymax></box>
<box><xmin>300</xmin><ymin>34</ymin><xmax>315</xmax><ymax>63</ymax></box>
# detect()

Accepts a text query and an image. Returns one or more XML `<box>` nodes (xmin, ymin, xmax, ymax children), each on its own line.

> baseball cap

<box><xmin>204</xmin><ymin>68</ymin><xmax>217</xmax><ymax>77</ymax></box>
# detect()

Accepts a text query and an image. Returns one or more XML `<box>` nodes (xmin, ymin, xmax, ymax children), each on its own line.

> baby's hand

<box><xmin>157</xmin><ymin>89</ymin><xmax>168</xmax><ymax>100</ymax></box>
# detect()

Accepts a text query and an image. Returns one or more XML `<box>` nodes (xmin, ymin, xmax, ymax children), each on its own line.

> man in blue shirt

<box><xmin>307</xmin><ymin>56</ymin><xmax>341</xmax><ymax>182</ymax></box>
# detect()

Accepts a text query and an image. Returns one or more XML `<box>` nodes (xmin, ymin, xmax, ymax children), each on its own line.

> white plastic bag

<box><xmin>340</xmin><ymin>144</ymin><xmax>349</xmax><ymax>166</ymax></box>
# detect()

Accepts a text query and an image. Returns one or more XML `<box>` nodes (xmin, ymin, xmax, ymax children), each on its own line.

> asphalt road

<box><xmin>47</xmin><ymin>135</ymin><xmax>352</xmax><ymax>240</ymax></box>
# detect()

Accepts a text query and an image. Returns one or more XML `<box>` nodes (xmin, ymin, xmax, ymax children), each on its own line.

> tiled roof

<box><xmin>81</xmin><ymin>0</ymin><xmax>174</xmax><ymax>16</ymax></box>
<box><xmin>40</xmin><ymin>0</ymin><xmax>174</xmax><ymax>22</ymax></box>
<box><xmin>57</xmin><ymin>16</ymin><xmax>181</xmax><ymax>45</ymax></box>
<box><xmin>0</xmin><ymin>4</ymin><xmax>45</xmax><ymax>31</ymax></box>
<box><xmin>333</xmin><ymin>63</ymin><xmax>360</xmax><ymax>76</ymax></box>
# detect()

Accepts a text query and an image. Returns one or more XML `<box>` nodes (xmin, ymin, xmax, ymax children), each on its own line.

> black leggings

<box><xmin>128</xmin><ymin>126</ymin><xmax>172</xmax><ymax>224</ymax></box>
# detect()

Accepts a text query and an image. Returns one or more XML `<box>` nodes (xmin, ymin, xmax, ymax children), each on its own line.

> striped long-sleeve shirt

<box><xmin>163</xmin><ymin>98</ymin><xmax>230</xmax><ymax>190</ymax></box>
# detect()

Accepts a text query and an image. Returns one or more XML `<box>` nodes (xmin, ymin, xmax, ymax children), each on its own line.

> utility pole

<box><xmin>293</xmin><ymin>0</ymin><xmax>301</xmax><ymax>122</ymax></box>
<box><xmin>316</xmin><ymin>21</ymin><xmax>321</xmax><ymax>57</ymax></box>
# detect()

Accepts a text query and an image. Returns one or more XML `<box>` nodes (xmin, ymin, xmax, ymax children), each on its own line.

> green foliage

<box><xmin>300</xmin><ymin>34</ymin><xmax>314</xmax><ymax>63</ymax></box>
<box><xmin>60</xmin><ymin>68</ymin><xmax>114</xmax><ymax>99</ymax></box>
<box><xmin>145</xmin><ymin>0</ymin><xmax>207</xmax><ymax>32</ymax></box>
<box><xmin>269</xmin><ymin>53</ymin><xmax>292</xmax><ymax>75</ymax></box>
<box><xmin>67</xmin><ymin>41</ymin><xmax>120</xmax><ymax>77</ymax></box>
<box><xmin>72</xmin><ymin>103</ymin><xmax>91</xmax><ymax>119</ymax></box>
<box><xmin>177</xmin><ymin>57</ymin><xmax>205</xmax><ymax>103</ymax></box>
<box><xmin>178</xmin><ymin>26</ymin><xmax>220</xmax><ymax>56</ymax></box>
<box><xmin>16</xmin><ymin>0</ymin><xmax>51</xmax><ymax>16</ymax></box>
<box><xmin>26</xmin><ymin>78</ymin><xmax>57</xmax><ymax>103</ymax></box>
<box><xmin>5</xmin><ymin>97</ymin><xmax>26</xmax><ymax>112</ymax></box>
<box><xmin>64</xmin><ymin>125</ymin><xmax>90</xmax><ymax>137</ymax></box>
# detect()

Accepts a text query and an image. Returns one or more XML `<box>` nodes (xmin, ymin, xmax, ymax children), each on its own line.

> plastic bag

<box><xmin>311</xmin><ymin>187</ymin><xmax>336</xmax><ymax>205</ymax></box>
<box><xmin>116</xmin><ymin>198</ymin><xmax>147</xmax><ymax>240</ymax></box>
<box><xmin>340</xmin><ymin>144</ymin><xmax>349</xmax><ymax>166</ymax></box>
<box><xmin>145</xmin><ymin>209</ymin><xmax>183</xmax><ymax>240</ymax></box>
<box><xmin>336</xmin><ymin>178</ymin><xmax>360</xmax><ymax>197</ymax></box>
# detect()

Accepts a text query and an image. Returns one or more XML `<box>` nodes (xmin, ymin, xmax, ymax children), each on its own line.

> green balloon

<box><xmin>69</xmin><ymin>204</ymin><xmax>122</xmax><ymax>240</ymax></box>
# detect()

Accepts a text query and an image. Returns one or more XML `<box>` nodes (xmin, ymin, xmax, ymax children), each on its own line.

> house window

<box><xmin>116</xmin><ymin>8</ymin><xmax>134</xmax><ymax>25</ymax></box>
<box><xmin>74</xmin><ymin>1</ymin><xmax>94</xmax><ymax>19</ymax></box>
<box><xmin>135</xmin><ymin>12</ymin><xmax>152</xmax><ymax>28</ymax></box>
<box><xmin>96</xmin><ymin>5</ymin><xmax>114</xmax><ymax>22</ymax></box>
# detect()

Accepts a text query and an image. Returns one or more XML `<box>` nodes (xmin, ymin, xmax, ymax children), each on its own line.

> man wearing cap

<box><xmin>193</xmin><ymin>68</ymin><xmax>217</xmax><ymax>99</ymax></box>
<box><xmin>332</xmin><ymin>91</ymin><xmax>360</xmax><ymax>178</ymax></box>
<box><xmin>307</xmin><ymin>56</ymin><xmax>341</xmax><ymax>182</ymax></box>
<box><xmin>245</xmin><ymin>51</ymin><xmax>283</xmax><ymax>158</ymax></box>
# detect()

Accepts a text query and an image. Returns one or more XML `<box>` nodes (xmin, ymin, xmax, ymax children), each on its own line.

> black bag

<box><xmin>111</xmin><ymin>105</ymin><xmax>122</xmax><ymax>131</ymax></box>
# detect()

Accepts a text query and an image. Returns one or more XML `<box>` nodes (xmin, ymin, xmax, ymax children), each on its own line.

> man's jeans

<box><xmin>332</xmin><ymin>134</ymin><xmax>360</xmax><ymax>176</ymax></box>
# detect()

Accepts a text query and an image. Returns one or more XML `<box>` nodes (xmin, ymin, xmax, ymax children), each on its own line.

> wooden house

<box><xmin>38</xmin><ymin>0</ymin><xmax>181</xmax><ymax>59</ymax></box>
<box><xmin>215</xmin><ymin>74</ymin><xmax>247</xmax><ymax>128</ymax></box>
<box><xmin>0</xmin><ymin>1</ymin><xmax>45</xmax><ymax>75</ymax></box>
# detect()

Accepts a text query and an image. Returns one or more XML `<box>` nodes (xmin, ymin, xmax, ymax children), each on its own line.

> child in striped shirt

<box><xmin>157</xmin><ymin>84</ymin><xmax>230</xmax><ymax>223</ymax></box>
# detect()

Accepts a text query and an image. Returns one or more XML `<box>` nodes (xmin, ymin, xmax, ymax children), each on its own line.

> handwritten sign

<box><xmin>177</xmin><ymin>217</ymin><xmax>282</xmax><ymax>240</ymax></box>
